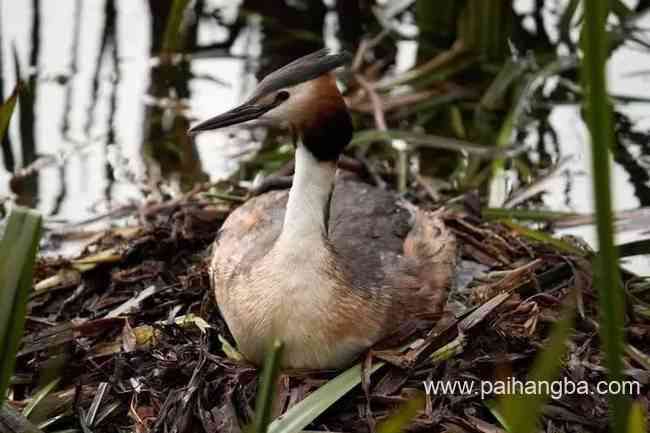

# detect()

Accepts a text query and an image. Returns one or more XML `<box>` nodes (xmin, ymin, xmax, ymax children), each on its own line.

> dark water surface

<box><xmin>1</xmin><ymin>0</ymin><xmax>649</xmax><ymax>274</ymax></box>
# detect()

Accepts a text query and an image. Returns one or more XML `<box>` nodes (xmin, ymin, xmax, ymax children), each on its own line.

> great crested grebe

<box><xmin>189</xmin><ymin>49</ymin><xmax>457</xmax><ymax>369</ymax></box>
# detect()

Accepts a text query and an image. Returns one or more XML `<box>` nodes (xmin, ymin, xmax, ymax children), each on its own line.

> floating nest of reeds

<box><xmin>5</xmin><ymin>181</ymin><xmax>650</xmax><ymax>433</ymax></box>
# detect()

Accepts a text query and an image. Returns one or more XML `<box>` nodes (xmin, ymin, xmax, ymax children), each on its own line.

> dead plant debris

<box><xmin>5</xmin><ymin>182</ymin><xmax>650</xmax><ymax>433</ymax></box>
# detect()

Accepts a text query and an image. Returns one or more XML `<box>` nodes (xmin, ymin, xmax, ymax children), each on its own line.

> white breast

<box><xmin>212</xmin><ymin>240</ymin><xmax>376</xmax><ymax>369</ymax></box>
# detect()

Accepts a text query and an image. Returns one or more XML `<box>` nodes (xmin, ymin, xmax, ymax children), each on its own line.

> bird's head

<box><xmin>188</xmin><ymin>49</ymin><xmax>353</xmax><ymax>161</ymax></box>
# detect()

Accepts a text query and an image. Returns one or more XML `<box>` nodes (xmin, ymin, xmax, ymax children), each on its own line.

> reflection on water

<box><xmin>0</xmin><ymin>0</ymin><xmax>649</xmax><ymax>273</ymax></box>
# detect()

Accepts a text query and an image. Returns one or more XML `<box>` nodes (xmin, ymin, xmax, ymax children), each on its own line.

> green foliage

<box><xmin>498</xmin><ymin>303</ymin><xmax>575</xmax><ymax>433</ymax></box>
<box><xmin>482</xmin><ymin>208</ymin><xmax>581</xmax><ymax>223</ymax></box>
<box><xmin>267</xmin><ymin>362</ymin><xmax>384</xmax><ymax>433</ymax></box>
<box><xmin>627</xmin><ymin>402</ymin><xmax>647</xmax><ymax>433</ymax></box>
<box><xmin>0</xmin><ymin>84</ymin><xmax>20</xmax><ymax>141</ymax></box>
<box><xmin>162</xmin><ymin>0</ymin><xmax>192</xmax><ymax>53</ymax></box>
<box><xmin>22</xmin><ymin>378</ymin><xmax>61</xmax><ymax>419</ymax></box>
<box><xmin>502</xmin><ymin>221</ymin><xmax>585</xmax><ymax>256</ymax></box>
<box><xmin>458</xmin><ymin>0</ymin><xmax>513</xmax><ymax>61</ymax></box>
<box><xmin>416</xmin><ymin>0</ymin><xmax>462</xmax><ymax>46</ymax></box>
<box><xmin>580</xmin><ymin>1</ymin><xmax>628</xmax><ymax>430</ymax></box>
<box><xmin>0</xmin><ymin>207</ymin><xmax>43</xmax><ymax>404</ymax></box>
<box><xmin>377</xmin><ymin>394</ymin><xmax>425</xmax><ymax>433</ymax></box>
<box><xmin>249</xmin><ymin>345</ymin><xmax>389</xmax><ymax>433</ymax></box>
<box><xmin>251</xmin><ymin>340</ymin><xmax>284</xmax><ymax>433</ymax></box>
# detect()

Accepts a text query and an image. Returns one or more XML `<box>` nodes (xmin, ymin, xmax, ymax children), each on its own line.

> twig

<box><xmin>45</xmin><ymin>204</ymin><xmax>138</xmax><ymax>231</ymax></box>
<box><xmin>352</xmin><ymin>155</ymin><xmax>386</xmax><ymax>189</ymax></box>
<box><xmin>355</xmin><ymin>74</ymin><xmax>387</xmax><ymax>131</ymax></box>
<box><xmin>355</xmin><ymin>73</ymin><xmax>409</xmax><ymax>192</ymax></box>
<box><xmin>352</xmin><ymin>31</ymin><xmax>389</xmax><ymax>73</ymax></box>
<box><xmin>349</xmin><ymin>89</ymin><xmax>441</xmax><ymax>114</ymax></box>
<box><xmin>105</xmin><ymin>285</ymin><xmax>158</xmax><ymax>318</ymax></box>
<box><xmin>415</xmin><ymin>173</ymin><xmax>441</xmax><ymax>202</ymax></box>
<box><xmin>374</xmin><ymin>40</ymin><xmax>467</xmax><ymax>90</ymax></box>
<box><xmin>139</xmin><ymin>183</ymin><xmax>207</xmax><ymax>220</ymax></box>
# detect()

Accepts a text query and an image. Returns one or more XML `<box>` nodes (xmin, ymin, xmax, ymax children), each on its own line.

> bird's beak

<box><xmin>188</xmin><ymin>93</ymin><xmax>288</xmax><ymax>135</ymax></box>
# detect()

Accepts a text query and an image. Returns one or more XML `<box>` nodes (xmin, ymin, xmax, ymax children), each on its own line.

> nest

<box><xmin>6</xmin><ymin>184</ymin><xmax>650</xmax><ymax>433</ymax></box>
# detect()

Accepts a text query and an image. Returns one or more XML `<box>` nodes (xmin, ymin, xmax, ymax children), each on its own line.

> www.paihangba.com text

<box><xmin>423</xmin><ymin>376</ymin><xmax>641</xmax><ymax>401</ymax></box>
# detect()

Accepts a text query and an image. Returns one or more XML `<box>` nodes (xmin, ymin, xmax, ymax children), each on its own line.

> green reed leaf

<box><xmin>581</xmin><ymin>1</ymin><xmax>628</xmax><ymax>430</ymax></box>
<box><xmin>0</xmin><ymin>206</ymin><xmax>42</xmax><ymax>405</ymax></box>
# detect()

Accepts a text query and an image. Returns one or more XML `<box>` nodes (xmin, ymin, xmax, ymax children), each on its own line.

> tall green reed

<box><xmin>581</xmin><ymin>0</ymin><xmax>627</xmax><ymax>430</ymax></box>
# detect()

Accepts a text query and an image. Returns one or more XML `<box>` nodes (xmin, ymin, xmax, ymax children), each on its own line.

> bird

<box><xmin>189</xmin><ymin>49</ymin><xmax>457</xmax><ymax>369</ymax></box>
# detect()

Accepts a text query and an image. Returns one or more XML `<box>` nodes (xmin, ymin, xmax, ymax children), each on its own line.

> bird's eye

<box><xmin>276</xmin><ymin>91</ymin><xmax>290</xmax><ymax>102</ymax></box>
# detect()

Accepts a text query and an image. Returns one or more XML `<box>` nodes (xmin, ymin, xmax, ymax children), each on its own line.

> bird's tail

<box><xmin>403</xmin><ymin>208</ymin><xmax>458</xmax><ymax>315</ymax></box>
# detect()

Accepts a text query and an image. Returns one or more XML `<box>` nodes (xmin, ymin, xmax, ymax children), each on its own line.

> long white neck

<box><xmin>276</xmin><ymin>145</ymin><xmax>336</xmax><ymax>247</ymax></box>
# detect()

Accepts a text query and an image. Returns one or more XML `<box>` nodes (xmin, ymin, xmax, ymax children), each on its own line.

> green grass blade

<box><xmin>458</xmin><ymin>0</ymin><xmax>513</xmax><ymax>61</ymax></box>
<box><xmin>483</xmin><ymin>208</ymin><xmax>581</xmax><ymax>223</ymax></box>
<box><xmin>22</xmin><ymin>378</ymin><xmax>60</xmax><ymax>419</ymax></box>
<box><xmin>611</xmin><ymin>0</ymin><xmax>633</xmax><ymax>19</ymax></box>
<box><xmin>487</xmin><ymin>106</ymin><xmax>515</xmax><ymax>208</ymax></box>
<box><xmin>0</xmin><ymin>206</ymin><xmax>43</xmax><ymax>405</ymax></box>
<box><xmin>0</xmin><ymin>84</ymin><xmax>20</xmax><ymax>140</ymax></box>
<box><xmin>350</xmin><ymin>129</ymin><xmax>508</xmax><ymax>157</ymax></box>
<box><xmin>627</xmin><ymin>402</ymin><xmax>647</xmax><ymax>433</ymax></box>
<box><xmin>416</xmin><ymin>0</ymin><xmax>459</xmax><ymax>44</ymax></box>
<box><xmin>376</xmin><ymin>394</ymin><xmax>425</xmax><ymax>433</ymax></box>
<box><xmin>480</xmin><ymin>59</ymin><xmax>529</xmax><ymax>111</ymax></box>
<box><xmin>486</xmin><ymin>56</ymin><xmax>578</xmax><ymax>206</ymax></box>
<box><xmin>483</xmin><ymin>399</ymin><xmax>511</xmax><ymax>431</ymax></box>
<box><xmin>499</xmin><ymin>303</ymin><xmax>575</xmax><ymax>433</ymax></box>
<box><xmin>267</xmin><ymin>362</ymin><xmax>384</xmax><ymax>433</ymax></box>
<box><xmin>581</xmin><ymin>1</ymin><xmax>627</xmax><ymax>430</ymax></box>
<box><xmin>501</xmin><ymin>221</ymin><xmax>585</xmax><ymax>256</ymax></box>
<box><xmin>162</xmin><ymin>0</ymin><xmax>191</xmax><ymax>53</ymax></box>
<box><xmin>251</xmin><ymin>340</ymin><xmax>284</xmax><ymax>433</ymax></box>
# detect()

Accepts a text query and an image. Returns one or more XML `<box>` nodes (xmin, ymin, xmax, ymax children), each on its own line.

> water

<box><xmin>1</xmin><ymin>0</ymin><xmax>649</xmax><ymax>274</ymax></box>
